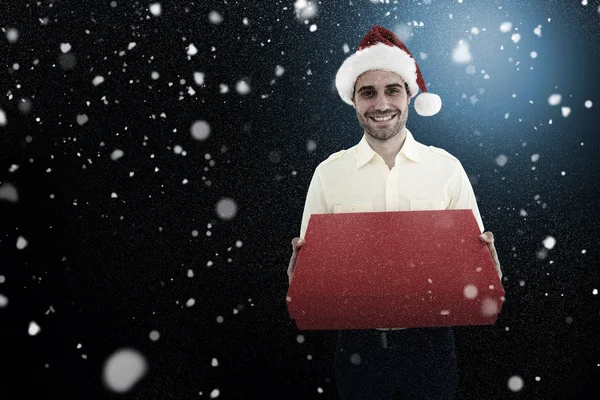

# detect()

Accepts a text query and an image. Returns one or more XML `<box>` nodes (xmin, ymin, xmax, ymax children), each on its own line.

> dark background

<box><xmin>1</xmin><ymin>1</ymin><xmax>599</xmax><ymax>399</ymax></box>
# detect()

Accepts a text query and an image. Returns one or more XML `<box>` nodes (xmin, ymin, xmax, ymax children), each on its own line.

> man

<box><xmin>287</xmin><ymin>26</ymin><xmax>502</xmax><ymax>399</ymax></box>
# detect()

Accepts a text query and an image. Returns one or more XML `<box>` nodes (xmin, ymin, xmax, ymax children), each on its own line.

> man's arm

<box><xmin>479</xmin><ymin>232</ymin><xmax>502</xmax><ymax>280</ymax></box>
<box><xmin>287</xmin><ymin>238</ymin><xmax>304</xmax><ymax>284</ymax></box>
<box><xmin>449</xmin><ymin>160</ymin><xmax>502</xmax><ymax>280</ymax></box>
<box><xmin>299</xmin><ymin>167</ymin><xmax>329</xmax><ymax>239</ymax></box>
<box><xmin>448</xmin><ymin>160</ymin><xmax>484</xmax><ymax>233</ymax></box>
<box><xmin>288</xmin><ymin>167</ymin><xmax>329</xmax><ymax>284</ymax></box>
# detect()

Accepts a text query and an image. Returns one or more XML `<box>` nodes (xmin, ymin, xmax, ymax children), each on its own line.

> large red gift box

<box><xmin>286</xmin><ymin>210</ymin><xmax>505</xmax><ymax>330</ymax></box>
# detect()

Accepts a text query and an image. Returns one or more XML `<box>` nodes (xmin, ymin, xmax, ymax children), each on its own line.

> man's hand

<box><xmin>287</xmin><ymin>237</ymin><xmax>305</xmax><ymax>284</ymax></box>
<box><xmin>479</xmin><ymin>231</ymin><xmax>502</xmax><ymax>280</ymax></box>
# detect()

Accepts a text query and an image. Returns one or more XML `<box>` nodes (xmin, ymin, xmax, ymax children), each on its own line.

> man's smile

<box><xmin>369</xmin><ymin>113</ymin><xmax>398</xmax><ymax>123</ymax></box>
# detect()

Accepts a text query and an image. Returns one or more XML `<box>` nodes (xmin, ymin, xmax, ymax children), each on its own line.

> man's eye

<box><xmin>387</xmin><ymin>88</ymin><xmax>400</xmax><ymax>95</ymax></box>
<box><xmin>361</xmin><ymin>91</ymin><xmax>375</xmax><ymax>98</ymax></box>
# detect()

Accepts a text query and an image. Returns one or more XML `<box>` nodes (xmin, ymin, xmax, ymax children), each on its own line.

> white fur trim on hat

<box><xmin>335</xmin><ymin>42</ymin><xmax>419</xmax><ymax>105</ymax></box>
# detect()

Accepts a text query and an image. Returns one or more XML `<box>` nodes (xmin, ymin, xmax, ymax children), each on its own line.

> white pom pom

<box><xmin>414</xmin><ymin>92</ymin><xmax>442</xmax><ymax>116</ymax></box>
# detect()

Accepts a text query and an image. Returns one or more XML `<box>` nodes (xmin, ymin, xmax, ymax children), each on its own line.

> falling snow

<box><xmin>481</xmin><ymin>298</ymin><xmax>499</xmax><ymax>317</ymax></box>
<box><xmin>16</xmin><ymin>236</ymin><xmax>28</xmax><ymax>250</ymax></box>
<box><xmin>149</xmin><ymin>3</ymin><xmax>161</xmax><ymax>17</ymax></box>
<box><xmin>194</xmin><ymin>72</ymin><xmax>205</xmax><ymax>86</ymax></box>
<box><xmin>103</xmin><ymin>349</ymin><xmax>148</xmax><ymax>393</ymax></box>
<box><xmin>495</xmin><ymin>154</ymin><xmax>508</xmax><ymax>167</ymax></box>
<box><xmin>548</xmin><ymin>94</ymin><xmax>562</xmax><ymax>106</ymax></box>
<box><xmin>0</xmin><ymin>294</ymin><xmax>8</xmax><ymax>308</ymax></box>
<box><xmin>500</xmin><ymin>21</ymin><xmax>513</xmax><ymax>32</ymax></box>
<box><xmin>452</xmin><ymin>40</ymin><xmax>472</xmax><ymax>64</ymax></box>
<box><xmin>60</xmin><ymin>43</ymin><xmax>71</xmax><ymax>53</ymax></box>
<box><xmin>215</xmin><ymin>198</ymin><xmax>238</xmax><ymax>220</ymax></box>
<box><xmin>5</xmin><ymin>27</ymin><xmax>19</xmax><ymax>42</ymax></box>
<box><xmin>76</xmin><ymin>114</ymin><xmax>88</xmax><ymax>125</ymax></box>
<box><xmin>236</xmin><ymin>80</ymin><xmax>251</xmax><ymax>94</ymax></box>
<box><xmin>110</xmin><ymin>149</ymin><xmax>124</xmax><ymax>161</ymax></box>
<box><xmin>0</xmin><ymin>183</ymin><xmax>18</xmax><ymax>203</ymax></box>
<box><xmin>190</xmin><ymin>120</ymin><xmax>211</xmax><ymax>141</ymax></box>
<box><xmin>543</xmin><ymin>236</ymin><xmax>556</xmax><ymax>250</ymax></box>
<box><xmin>28</xmin><ymin>321</ymin><xmax>41</xmax><ymax>336</ymax></box>
<box><xmin>463</xmin><ymin>284</ymin><xmax>478</xmax><ymax>299</ymax></box>
<box><xmin>294</xmin><ymin>0</ymin><xmax>318</xmax><ymax>20</ymax></box>
<box><xmin>209</xmin><ymin>11</ymin><xmax>223</xmax><ymax>25</ymax></box>
<box><xmin>508</xmin><ymin>375</ymin><xmax>524</xmax><ymax>392</ymax></box>
<box><xmin>92</xmin><ymin>76</ymin><xmax>105</xmax><ymax>86</ymax></box>
<box><xmin>186</xmin><ymin>43</ymin><xmax>198</xmax><ymax>56</ymax></box>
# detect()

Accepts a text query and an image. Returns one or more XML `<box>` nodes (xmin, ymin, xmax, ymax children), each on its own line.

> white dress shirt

<box><xmin>298</xmin><ymin>128</ymin><xmax>484</xmax><ymax>330</ymax></box>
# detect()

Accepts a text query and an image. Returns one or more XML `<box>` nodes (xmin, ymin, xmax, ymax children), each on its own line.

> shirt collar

<box><xmin>355</xmin><ymin>128</ymin><xmax>422</xmax><ymax>169</ymax></box>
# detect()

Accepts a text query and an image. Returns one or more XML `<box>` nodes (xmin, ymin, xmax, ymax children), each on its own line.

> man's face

<box><xmin>353</xmin><ymin>70</ymin><xmax>410</xmax><ymax>141</ymax></box>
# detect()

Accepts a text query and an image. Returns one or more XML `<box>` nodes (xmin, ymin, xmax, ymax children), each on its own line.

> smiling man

<box><xmin>356</xmin><ymin>74</ymin><xmax>409</xmax><ymax>135</ymax></box>
<box><xmin>287</xmin><ymin>25</ymin><xmax>502</xmax><ymax>399</ymax></box>
<box><xmin>353</xmin><ymin>70</ymin><xmax>411</xmax><ymax>168</ymax></box>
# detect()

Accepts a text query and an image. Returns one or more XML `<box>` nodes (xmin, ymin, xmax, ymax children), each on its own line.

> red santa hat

<box><xmin>335</xmin><ymin>25</ymin><xmax>442</xmax><ymax>117</ymax></box>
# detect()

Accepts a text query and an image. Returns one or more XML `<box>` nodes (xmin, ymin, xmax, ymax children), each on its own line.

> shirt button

<box><xmin>429</xmin><ymin>201</ymin><xmax>434</xmax><ymax>208</ymax></box>
<box><xmin>350</xmin><ymin>205</ymin><xmax>355</xmax><ymax>211</ymax></box>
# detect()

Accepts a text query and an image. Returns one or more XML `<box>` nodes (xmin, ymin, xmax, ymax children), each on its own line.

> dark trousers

<box><xmin>334</xmin><ymin>327</ymin><xmax>458</xmax><ymax>400</ymax></box>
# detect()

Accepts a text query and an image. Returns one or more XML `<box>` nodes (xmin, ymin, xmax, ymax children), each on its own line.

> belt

<box><xmin>376</xmin><ymin>327</ymin><xmax>407</xmax><ymax>331</ymax></box>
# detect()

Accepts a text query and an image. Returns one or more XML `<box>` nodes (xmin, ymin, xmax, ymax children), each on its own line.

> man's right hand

<box><xmin>287</xmin><ymin>237</ymin><xmax>305</xmax><ymax>284</ymax></box>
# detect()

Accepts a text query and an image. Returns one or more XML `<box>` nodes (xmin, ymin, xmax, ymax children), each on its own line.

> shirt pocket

<box><xmin>409</xmin><ymin>200</ymin><xmax>446</xmax><ymax>211</ymax></box>
<box><xmin>332</xmin><ymin>201</ymin><xmax>374</xmax><ymax>213</ymax></box>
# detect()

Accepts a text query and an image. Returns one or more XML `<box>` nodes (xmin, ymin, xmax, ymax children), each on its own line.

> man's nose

<box><xmin>373</xmin><ymin>93</ymin><xmax>391</xmax><ymax>112</ymax></box>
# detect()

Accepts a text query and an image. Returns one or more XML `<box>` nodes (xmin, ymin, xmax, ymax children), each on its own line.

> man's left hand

<box><xmin>479</xmin><ymin>231</ymin><xmax>502</xmax><ymax>280</ymax></box>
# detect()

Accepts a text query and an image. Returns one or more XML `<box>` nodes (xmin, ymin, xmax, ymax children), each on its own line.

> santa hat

<box><xmin>335</xmin><ymin>25</ymin><xmax>442</xmax><ymax>117</ymax></box>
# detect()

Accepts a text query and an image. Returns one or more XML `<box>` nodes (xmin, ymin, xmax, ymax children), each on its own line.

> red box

<box><xmin>286</xmin><ymin>210</ymin><xmax>505</xmax><ymax>330</ymax></box>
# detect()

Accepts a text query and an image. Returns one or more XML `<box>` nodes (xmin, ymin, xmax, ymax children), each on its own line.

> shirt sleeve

<box><xmin>448</xmin><ymin>160</ymin><xmax>485</xmax><ymax>233</ymax></box>
<box><xmin>299</xmin><ymin>166</ymin><xmax>329</xmax><ymax>239</ymax></box>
